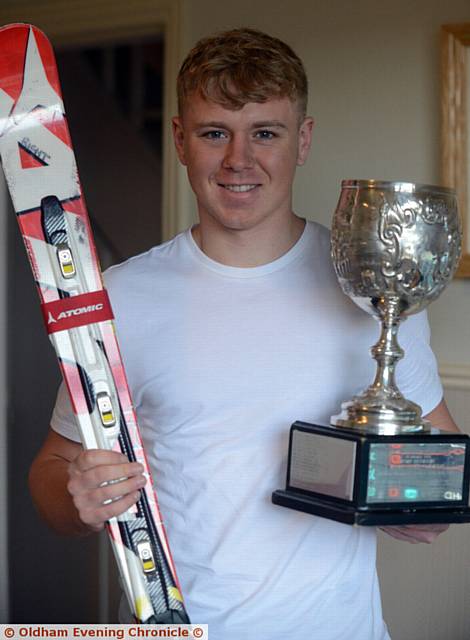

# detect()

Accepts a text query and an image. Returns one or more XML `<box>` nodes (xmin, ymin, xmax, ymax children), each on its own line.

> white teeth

<box><xmin>222</xmin><ymin>184</ymin><xmax>257</xmax><ymax>192</ymax></box>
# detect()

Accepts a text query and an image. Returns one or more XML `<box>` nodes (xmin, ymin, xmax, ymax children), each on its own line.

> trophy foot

<box><xmin>331</xmin><ymin>398</ymin><xmax>431</xmax><ymax>435</ymax></box>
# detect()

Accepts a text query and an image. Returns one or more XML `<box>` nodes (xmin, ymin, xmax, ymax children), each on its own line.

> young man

<box><xmin>30</xmin><ymin>28</ymin><xmax>457</xmax><ymax>639</ymax></box>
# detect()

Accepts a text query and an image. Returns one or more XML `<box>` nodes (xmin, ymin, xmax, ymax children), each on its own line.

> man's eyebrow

<box><xmin>251</xmin><ymin>121</ymin><xmax>288</xmax><ymax>129</ymax></box>
<box><xmin>193</xmin><ymin>120</ymin><xmax>288</xmax><ymax>129</ymax></box>
<box><xmin>194</xmin><ymin>121</ymin><xmax>228</xmax><ymax>128</ymax></box>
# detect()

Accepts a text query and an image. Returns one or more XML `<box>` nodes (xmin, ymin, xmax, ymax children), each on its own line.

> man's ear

<box><xmin>172</xmin><ymin>116</ymin><xmax>187</xmax><ymax>165</ymax></box>
<box><xmin>296</xmin><ymin>116</ymin><xmax>314</xmax><ymax>166</ymax></box>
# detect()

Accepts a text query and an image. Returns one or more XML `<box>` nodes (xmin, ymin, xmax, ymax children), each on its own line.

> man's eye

<box><xmin>202</xmin><ymin>130</ymin><xmax>227</xmax><ymax>140</ymax></box>
<box><xmin>255</xmin><ymin>130</ymin><xmax>276</xmax><ymax>140</ymax></box>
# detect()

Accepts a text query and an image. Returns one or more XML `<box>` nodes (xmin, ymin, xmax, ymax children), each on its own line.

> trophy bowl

<box><xmin>330</xmin><ymin>180</ymin><xmax>461</xmax><ymax>434</ymax></box>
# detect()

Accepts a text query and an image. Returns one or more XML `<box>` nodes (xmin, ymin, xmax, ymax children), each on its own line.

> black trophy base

<box><xmin>273</xmin><ymin>421</ymin><xmax>470</xmax><ymax>526</ymax></box>
<box><xmin>272</xmin><ymin>489</ymin><xmax>470</xmax><ymax>526</ymax></box>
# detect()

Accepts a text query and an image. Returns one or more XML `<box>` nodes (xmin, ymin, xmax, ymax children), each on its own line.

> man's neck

<box><xmin>191</xmin><ymin>214</ymin><xmax>306</xmax><ymax>268</ymax></box>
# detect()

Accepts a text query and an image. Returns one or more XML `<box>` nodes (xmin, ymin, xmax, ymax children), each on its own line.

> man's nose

<box><xmin>222</xmin><ymin>135</ymin><xmax>254</xmax><ymax>171</ymax></box>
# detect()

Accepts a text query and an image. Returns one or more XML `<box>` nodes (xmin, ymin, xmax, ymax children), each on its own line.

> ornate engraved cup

<box><xmin>331</xmin><ymin>180</ymin><xmax>461</xmax><ymax>435</ymax></box>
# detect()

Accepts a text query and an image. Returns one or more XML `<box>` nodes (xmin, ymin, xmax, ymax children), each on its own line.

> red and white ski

<box><xmin>0</xmin><ymin>23</ymin><xmax>189</xmax><ymax>624</ymax></box>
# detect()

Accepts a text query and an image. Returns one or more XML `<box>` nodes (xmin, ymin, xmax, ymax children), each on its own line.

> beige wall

<box><xmin>178</xmin><ymin>3</ymin><xmax>470</xmax><ymax>638</ymax></box>
<box><xmin>179</xmin><ymin>0</ymin><xmax>470</xmax><ymax>368</ymax></box>
<box><xmin>0</xmin><ymin>0</ymin><xmax>468</xmax><ymax>630</ymax></box>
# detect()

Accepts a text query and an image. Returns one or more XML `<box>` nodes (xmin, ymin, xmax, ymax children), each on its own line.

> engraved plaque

<box><xmin>289</xmin><ymin>430</ymin><xmax>356</xmax><ymax>501</ymax></box>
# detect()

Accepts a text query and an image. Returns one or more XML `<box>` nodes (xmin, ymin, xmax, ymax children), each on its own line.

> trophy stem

<box><xmin>331</xmin><ymin>296</ymin><xmax>430</xmax><ymax>435</ymax></box>
<box><xmin>370</xmin><ymin>296</ymin><xmax>404</xmax><ymax>399</ymax></box>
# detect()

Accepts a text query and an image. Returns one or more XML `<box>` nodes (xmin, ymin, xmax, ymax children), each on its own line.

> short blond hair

<box><xmin>177</xmin><ymin>28</ymin><xmax>308</xmax><ymax>117</ymax></box>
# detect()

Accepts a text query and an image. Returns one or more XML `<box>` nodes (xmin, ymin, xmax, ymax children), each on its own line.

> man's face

<box><xmin>172</xmin><ymin>94</ymin><xmax>313</xmax><ymax>233</ymax></box>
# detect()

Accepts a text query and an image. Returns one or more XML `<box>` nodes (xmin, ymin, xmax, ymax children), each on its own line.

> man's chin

<box><xmin>215</xmin><ymin>218</ymin><xmax>263</xmax><ymax>233</ymax></box>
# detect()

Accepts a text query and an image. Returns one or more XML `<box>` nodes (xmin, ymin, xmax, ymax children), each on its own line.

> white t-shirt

<box><xmin>51</xmin><ymin>221</ymin><xmax>442</xmax><ymax>640</ymax></box>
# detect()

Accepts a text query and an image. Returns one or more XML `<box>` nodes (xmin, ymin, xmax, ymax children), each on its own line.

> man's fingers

<box><xmin>65</xmin><ymin>448</ymin><xmax>146</xmax><ymax>532</ymax></box>
<box><xmin>79</xmin><ymin>490</ymin><xmax>142</xmax><ymax>529</ymax></box>
<box><xmin>380</xmin><ymin>527</ymin><xmax>421</xmax><ymax>543</ymax></box>
<box><xmin>73</xmin><ymin>474</ymin><xmax>146</xmax><ymax>508</ymax></box>
<box><xmin>381</xmin><ymin>524</ymin><xmax>450</xmax><ymax>544</ymax></box>
<box><xmin>400</xmin><ymin>524</ymin><xmax>449</xmax><ymax>534</ymax></box>
<box><xmin>68</xmin><ymin>461</ymin><xmax>145</xmax><ymax>491</ymax></box>
<box><xmin>72</xmin><ymin>449</ymin><xmax>129</xmax><ymax>472</ymax></box>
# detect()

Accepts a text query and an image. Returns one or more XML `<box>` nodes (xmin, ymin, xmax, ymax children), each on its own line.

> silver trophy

<box><xmin>273</xmin><ymin>180</ymin><xmax>470</xmax><ymax>525</ymax></box>
<box><xmin>330</xmin><ymin>180</ymin><xmax>461</xmax><ymax>434</ymax></box>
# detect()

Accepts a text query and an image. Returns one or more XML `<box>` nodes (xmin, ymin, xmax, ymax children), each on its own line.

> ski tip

<box><xmin>0</xmin><ymin>23</ymin><xmax>47</xmax><ymax>37</ymax></box>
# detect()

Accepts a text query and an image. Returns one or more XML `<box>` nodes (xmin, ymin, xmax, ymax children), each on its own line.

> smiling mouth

<box><xmin>219</xmin><ymin>184</ymin><xmax>259</xmax><ymax>193</ymax></box>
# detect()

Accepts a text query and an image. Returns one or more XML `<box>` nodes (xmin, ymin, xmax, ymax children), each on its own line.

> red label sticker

<box><xmin>41</xmin><ymin>290</ymin><xmax>114</xmax><ymax>334</ymax></box>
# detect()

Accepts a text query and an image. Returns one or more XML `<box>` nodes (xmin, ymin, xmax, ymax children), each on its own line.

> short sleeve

<box><xmin>395</xmin><ymin>310</ymin><xmax>443</xmax><ymax>416</ymax></box>
<box><xmin>50</xmin><ymin>381</ymin><xmax>82</xmax><ymax>443</ymax></box>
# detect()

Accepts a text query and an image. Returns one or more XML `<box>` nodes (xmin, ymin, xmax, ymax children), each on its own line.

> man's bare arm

<box><xmin>423</xmin><ymin>398</ymin><xmax>460</xmax><ymax>433</ymax></box>
<box><xmin>29</xmin><ymin>428</ymin><xmax>146</xmax><ymax>537</ymax></box>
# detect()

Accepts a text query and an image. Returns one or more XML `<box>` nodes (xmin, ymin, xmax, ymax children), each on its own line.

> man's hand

<box><xmin>67</xmin><ymin>449</ymin><xmax>146</xmax><ymax>532</ymax></box>
<box><xmin>380</xmin><ymin>524</ymin><xmax>449</xmax><ymax>544</ymax></box>
<box><xmin>379</xmin><ymin>400</ymin><xmax>459</xmax><ymax>544</ymax></box>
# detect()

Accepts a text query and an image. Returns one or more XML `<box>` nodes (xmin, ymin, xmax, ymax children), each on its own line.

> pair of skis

<box><xmin>0</xmin><ymin>23</ymin><xmax>189</xmax><ymax>624</ymax></box>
